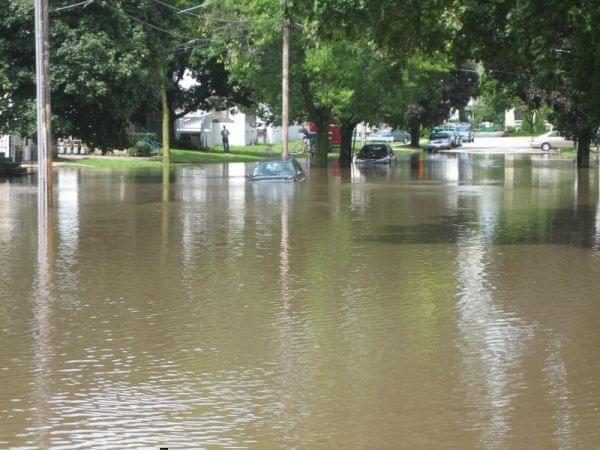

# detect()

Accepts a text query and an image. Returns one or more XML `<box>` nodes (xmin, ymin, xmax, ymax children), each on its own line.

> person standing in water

<box><xmin>221</xmin><ymin>125</ymin><xmax>231</xmax><ymax>153</ymax></box>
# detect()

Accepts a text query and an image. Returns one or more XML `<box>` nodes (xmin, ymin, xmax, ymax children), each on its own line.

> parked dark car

<box><xmin>427</xmin><ymin>132</ymin><xmax>453</xmax><ymax>151</ymax></box>
<box><xmin>355</xmin><ymin>144</ymin><xmax>396</xmax><ymax>164</ymax></box>
<box><xmin>248</xmin><ymin>158</ymin><xmax>306</xmax><ymax>182</ymax></box>
<box><xmin>367</xmin><ymin>128</ymin><xmax>411</xmax><ymax>144</ymax></box>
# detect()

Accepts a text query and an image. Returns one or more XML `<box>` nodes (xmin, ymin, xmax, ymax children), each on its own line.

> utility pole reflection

<box><xmin>32</xmin><ymin>194</ymin><xmax>54</xmax><ymax>448</ymax></box>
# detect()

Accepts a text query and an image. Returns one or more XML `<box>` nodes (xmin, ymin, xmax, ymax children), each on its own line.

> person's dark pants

<box><xmin>222</xmin><ymin>138</ymin><xmax>230</xmax><ymax>153</ymax></box>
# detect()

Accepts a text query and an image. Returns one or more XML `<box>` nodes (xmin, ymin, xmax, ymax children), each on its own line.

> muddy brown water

<box><xmin>1</xmin><ymin>153</ymin><xmax>600</xmax><ymax>449</ymax></box>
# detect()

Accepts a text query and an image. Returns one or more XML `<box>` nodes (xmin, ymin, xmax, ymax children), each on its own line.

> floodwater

<box><xmin>1</xmin><ymin>153</ymin><xmax>600</xmax><ymax>449</ymax></box>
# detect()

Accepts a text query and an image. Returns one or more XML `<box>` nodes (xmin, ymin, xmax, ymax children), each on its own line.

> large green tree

<box><xmin>0</xmin><ymin>0</ymin><xmax>162</xmax><ymax>151</ymax></box>
<box><xmin>0</xmin><ymin>0</ymin><xmax>245</xmax><ymax>158</ymax></box>
<box><xmin>402</xmin><ymin>58</ymin><xmax>479</xmax><ymax>146</ymax></box>
<box><xmin>208</xmin><ymin>0</ymin><xmax>458</xmax><ymax>167</ymax></box>
<box><xmin>461</xmin><ymin>0</ymin><xmax>600</xmax><ymax>167</ymax></box>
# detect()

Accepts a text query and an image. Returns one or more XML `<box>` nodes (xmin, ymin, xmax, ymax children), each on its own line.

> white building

<box><xmin>175</xmin><ymin>70</ymin><xmax>302</xmax><ymax>147</ymax></box>
<box><xmin>175</xmin><ymin>106</ymin><xmax>302</xmax><ymax>148</ymax></box>
<box><xmin>505</xmin><ymin>108</ymin><xmax>523</xmax><ymax>129</ymax></box>
<box><xmin>0</xmin><ymin>135</ymin><xmax>34</xmax><ymax>161</ymax></box>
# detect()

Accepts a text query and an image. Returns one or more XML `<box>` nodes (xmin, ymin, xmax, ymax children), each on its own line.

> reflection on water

<box><xmin>1</xmin><ymin>154</ymin><xmax>600</xmax><ymax>448</ymax></box>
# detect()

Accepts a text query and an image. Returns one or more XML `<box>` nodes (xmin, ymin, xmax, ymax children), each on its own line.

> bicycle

<box><xmin>291</xmin><ymin>136</ymin><xmax>313</xmax><ymax>155</ymax></box>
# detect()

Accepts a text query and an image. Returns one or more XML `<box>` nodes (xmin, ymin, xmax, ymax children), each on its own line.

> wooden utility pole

<box><xmin>281</xmin><ymin>19</ymin><xmax>291</xmax><ymax>159</ymax></box>
<box><xmin>161</xmin><ymin>83</ymin><xmax>171</xmax><ymax>167</ymax></box>
<box><xmin>34</xmin><ymin>0</ymin><xmax>53</xmax><ymax>207</ymax></box>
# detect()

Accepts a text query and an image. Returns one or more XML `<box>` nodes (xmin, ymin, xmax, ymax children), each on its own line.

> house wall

<box><xmin>0</xmin><ymin>136</ymin><xmax>9</xmax><ymax>157</ymax></box>
<box><xmin>212</xmin><ymin>110</ymin><xmax>259</xmax><ymax>147</ymax></box>
<box><xmin>0</xmin><ymin>135</ymin><xmax>34</xmax><ymax>161</ymax></box>
<box><xmin>264</xmin><ymin>125</ymin><xmax>302</xmax><ymax>144</ymax></box>
<box><xmin>177</xmin><ymin>108</ymin><xmax>303</xmax><ymax>148</ymax></box>
<box><xmin>505</xmin><ymin>108</ymin><xmax>522</xmax><ymax>129</ymax></box>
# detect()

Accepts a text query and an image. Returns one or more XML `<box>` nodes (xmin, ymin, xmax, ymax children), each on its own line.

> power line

<box><xmin>51</xmin><ymin>0</ymin><xmax>277</xmax><ymax>50</ymax></box>
<box><xmin>99</xmin><ymin>2</ymin><xmax>190</xmax><ymax>39</ymax></box>
<box><xmin>52</xmin><ymin>0</ymin><xmax>94</xmax><ymax>12</ymax></box>
<box><xmin>147</xmin><ymin>0</ymin><xmax>202</xmax><ymax>18</ymax></box>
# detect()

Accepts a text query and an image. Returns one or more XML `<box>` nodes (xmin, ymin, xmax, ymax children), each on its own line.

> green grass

<box><xmin>505</xmin><ymin>130</ymin><xmax>549</xmax><ymax>137</ymax></box>
<box><xmin>556</xmin><ymin>148</ymin><xmax>576</xmax><ymax>158</ymax></box>
<box><xmin>57</xmin><ymin>157</ymin><xmax>161</xmax><ymax>169</ymax></box>
<box><xmin>57</xmin><ymin>141</ymin><xmax>421</xmax><ymax>170</ymax></box>
<box><xmin>171</xmin><ymin>146</ymin><xmax>273</xmax><ymax>163</ymax></box>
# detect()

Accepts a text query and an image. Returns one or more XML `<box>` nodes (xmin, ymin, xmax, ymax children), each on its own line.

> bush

<box><xmin>127</xmin><ymin>132</ymin><xmax>159</xmax><ymax>148</ymax></box>
<box><xmin>506</xmin><ymin>126</ymin><xmax>517</xmax><ymax>134</ymax></box>
<box><xmin>128</xmin><ymin>140</ymin><xmax>153</xmax><ymax>157</ymax></box>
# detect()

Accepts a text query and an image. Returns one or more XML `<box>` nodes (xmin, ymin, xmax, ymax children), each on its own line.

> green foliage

<box><xmin>204</xmin><ymin>0</ymin><xmax>463</xmax><ymax>165</ymax></box>
<box><xmin>0</xmin><ymin>0</ymin><xmax>245</xmax><ymax>152</ymax></box>
<box><xmin>128</xmin><ymin>140</ymin><xmax>153</xmax><ymax>157</ymax></box>
<box><xmin>461</xmin><ymin>0</ymin><xmax>600</xmax><ymax>164</ymax></box>
<box><xmin>127</xmin><ymin>132</ymin><xmax>158</xmax><ymax>148</ymax></box>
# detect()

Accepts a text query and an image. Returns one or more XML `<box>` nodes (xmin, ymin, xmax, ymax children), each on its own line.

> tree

<box><xmin>1</xmin><ymin>0</ymin><xmax>245</xmax><ymax>160</ymax></box>
<box><xmin>0</xmin><ymin>0</ymin><xmax>162</xmax><ymax>151</ymax></box>
<box><xmin>461</xmin><ymin>0</ymin><xmax>600</xmax><ymax>167</ymax></box>
<box><xmin>401</xmin><ymin>58</ymin><xmax>479</xmax><ymax>146</ymax></box>
<box><xmin>208</xmin><ymin>0</ymin><xmax>459</xmax><ymax>167</ymax></box>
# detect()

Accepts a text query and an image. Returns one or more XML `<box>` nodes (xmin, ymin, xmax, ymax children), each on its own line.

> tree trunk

<box><xmin>523</xmin><ymin>110</ymin><xmax>535</xmax><ymax>134</ymax></box>
<box><xmin>299</xmin><ymin>76</ymin><xmax>330</xmax><ymax>167</ymax></box>
<box><xmin>313</xmin><ymin>115</ymin><xmax>329</xmax><ymax>167</ymax></box>
<box><xmin>577</xmin><ymin>128</ymin><xmax>592</xmax><ymax>169</ymax></box>
<box><xmin>168</xmin><ymin>106</ymin><xmax>177</xmax><ymax>147</ymax></box>
<box><xmin>338</xmin><ymin>121</ymin><xmax>357</xmax><ymax>168</ymax></box>
<box><xmin>161</xmin><ymin>83</ymin><xmax>170</xmax><ymax>167</ymax></box>
<box><xmin>410</xmin><ymin>123</ymin><xmax>421</xmax><ymax>147</ymax></box>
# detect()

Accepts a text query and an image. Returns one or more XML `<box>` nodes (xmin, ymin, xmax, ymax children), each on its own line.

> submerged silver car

<box><xmin>248</xmin><ymin>158</ymin><xmax>306</xmax><ymax>182</ymax></box>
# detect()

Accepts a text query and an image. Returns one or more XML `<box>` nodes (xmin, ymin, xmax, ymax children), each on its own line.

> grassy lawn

<box><xmin>171</xmin><ymin>146</ymin><xmax>277</xmax><ymax>163</ymax></box>
<box><xmin>57</xmin><ymin>141</ymin><xmax>422</xmax><ymax>170</ymax></box>
<box><xmin>58</xmin><ymin>144</ymin><xmax>285</xmax><ymax>168</ymax></box>
<box><xmin>57</xmin><ymin>157</ymin><xmax>161</xmax><ymax>169</ymax></box>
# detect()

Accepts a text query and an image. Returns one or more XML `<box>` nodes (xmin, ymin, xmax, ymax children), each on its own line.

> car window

<box><xmin>254</xmin><ymin>160</ymin><xmax>294</xmax><ymax>176</ymax></box>
<box><xmin>358</xmin><ymin>145</ymin><xmax>389</xmax><ymax>158</ymax></box>
<box><xmin>431</xmin><ymin>133</ymin><xmax>449</xmax><ymax>140</ymax></box>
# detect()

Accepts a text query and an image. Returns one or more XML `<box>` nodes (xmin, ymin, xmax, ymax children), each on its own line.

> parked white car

<box><xmin>530</xmin><ymin>131</ymin><xmax>574</xmax><ymax>152</ymax></box>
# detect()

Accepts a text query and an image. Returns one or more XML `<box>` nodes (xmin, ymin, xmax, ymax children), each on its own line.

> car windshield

<box><xmin>358</xmin><ymin>145</ymin><xmax>389</xmax><ymax>159</ymax></box>
<box><xmin>253</xmin><ymin>160</ymin><xmax>295</xmax><ymax>177</ymax></box>
<box><xmin>457</xmin><ymin>126</ymin><xmax>469</xmax><ymax>132</ymax></box>
<box><xmin>431</xmin><ymin>133</ymin><xmax>450</xmax><ymax>140</ymax></box>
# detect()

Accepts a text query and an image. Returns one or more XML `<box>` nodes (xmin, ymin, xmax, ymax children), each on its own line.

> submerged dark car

<box><xmin>248</xmin><ymin>158</ymin><xmax>306</xmax><ymax>182</ymax></box>
<box><xmin>355</xmin><ymin>144</ymin><xmax>396</xmax><ymax>164</ymax></box>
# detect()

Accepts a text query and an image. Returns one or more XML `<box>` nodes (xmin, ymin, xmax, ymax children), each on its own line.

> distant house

<box><xmin>505</xmin><ymin>108</ymin><xmax>551</xmax><ymax>131</ymax></box>
<box><xmin>0</xmin><ymin>135</ymin><xmax>34</xmax><ymax>162</ymax></box>
<box><xmin>505</xmin><ymin>108</ymin><xmax>523</xmax><ymax>129</ymax></box>
<box><xmin>175</xmin><ymin>106</ymin><xmax>302</xmax><ymax>148</ymax></box>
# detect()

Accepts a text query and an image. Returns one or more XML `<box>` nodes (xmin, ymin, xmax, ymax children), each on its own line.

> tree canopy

<box><xmin>2</xmin><ymin>0</ymin><xmax>598</xmax><ymax>167</ymax></box>
<box><xmin>460</xmin><ymin>0</ymin><xmax>600</xmax><ymax>166</ymax></box>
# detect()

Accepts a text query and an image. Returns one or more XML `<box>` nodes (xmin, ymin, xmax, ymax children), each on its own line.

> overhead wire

<box><xmin>52</xmin><ymin>0</ymin><xmax>95</xmax><ymax>13</ymax></box>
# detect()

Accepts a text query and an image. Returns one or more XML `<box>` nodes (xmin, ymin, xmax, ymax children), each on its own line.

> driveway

<box><xmin>441</xmin><ymin>136</ymin><xmax>541</xmax><ymax>154</ymax></box>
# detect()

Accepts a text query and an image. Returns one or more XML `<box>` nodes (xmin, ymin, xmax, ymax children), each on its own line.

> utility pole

<box><xmin>281</xmin><ymin>18</ymin><xmax>291</xmax><ymax>159</ymax></box>
<box><xmin>35</xmin><ymin>0</ymin><xmax>53</xmax><ymax>207</ymax></box>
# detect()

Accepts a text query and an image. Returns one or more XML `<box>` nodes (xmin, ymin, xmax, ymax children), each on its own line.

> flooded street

<box><xmin>1</xmin><ymin>154</ymin><xmax>600</xmax><ymax>448</ymax></box>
